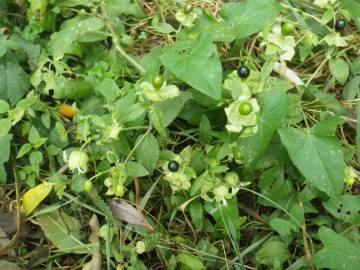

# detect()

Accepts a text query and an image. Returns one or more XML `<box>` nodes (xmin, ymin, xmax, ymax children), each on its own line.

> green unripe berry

<box><xmin>238</xmin><ymin>102</ymin><xmax>253</xmax><ymax>115</ymax></box>
<box><xmin>224</xmin><ymin>171</ymin><xmax>240</xmax><ymax>186</ymax></box>
<box><xmin>152</xmin><ymin>75</ymin><xmax>164</xmax><ymax>88</ymax></box>
<box><xmin>184</xmin><ymin>4</ymin><xmax>193</xmax><ymax>14</ymax></box>
<box><xmin>303</xmin><ymin>32</ymin><xmax>315</xmax><ymax>48</ymax></box>
<box><xmin>83</xmin><ymin>180</ymin><xmax>93</xmax><ymax>192</ymax></box>
<box><xmin>281</xmin><ymin>22</ymin><xmax>295</xmax><ymax>36</ymax></box>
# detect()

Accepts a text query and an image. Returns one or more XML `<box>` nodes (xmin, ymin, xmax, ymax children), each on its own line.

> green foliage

<box><xmin>1</xmin><ymin>0</ymin><xmax>360</xmax><ymax>269</ymax></box>
<box><xmin>160</xmin><ymin>35</ymin><xmax>222</xmax><ymax>100</ymax></box>
<box><xmin>279</xmin><ymin>127</ymin><xmax>345</xmax><ymax>198</ymax></box>
<box><xmin>313</xmin><ymin>227</ymin><xmax>360</xmax><ymax>269</ymax></box>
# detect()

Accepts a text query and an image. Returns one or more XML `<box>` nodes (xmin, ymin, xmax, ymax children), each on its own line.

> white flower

<box><xmin>139</xmin><ymin>81</ymin><xmax>179</xmax><ymax>102</ymax></box>
<box><xmin>266</xmin><ymin>24</ymin><xmax>296</xmax><ymax>61</ymax></box>
<box><xmin>225</xmin><ymin>95</ymin><xmax>260</xmax><ymax>133</ymax></box>
<box><xmin>68</xmin><ymin>150</ymin><xmax>88</xmax><ymax>173</ymax></box>
<box><xmin>314</xmin><ymin>0</ymin><xmax>336</xmax><ymax>8</ymax></box>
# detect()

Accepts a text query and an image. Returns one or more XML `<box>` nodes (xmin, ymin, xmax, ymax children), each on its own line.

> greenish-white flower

<box><xmin>344</xmin><ymin>166</ymin><xmax>357</xmax><ymax>188</ymax></box>
<box><xmin>314</xmin><ymin>0</ymin><xmax>336</xmax><ymax>8</ymax></box>
<box><xmin>175</xmin><ymin>9</ymin><xmax>199</xmax><ymax>28</ymax></box>
<box><xmin>104</xmin><ymin>166</ymin><xmax>127</xmax><ymax>196</ymax></box>
<box><xmin>165</xmin><ymin>171</ymin><xmax>191</xmax><ymax>191</ymax></box>
<box><xmin>135</xmin><ymin>241</ymin><xmax>146</xmax><ymax>254</ymax></box>
<box><xmin>324</xmin><ymin>33</ymin><xmax>348</xmax><ymax>47</ymax></box>
<box><xmin>162</xmin><ymin>147</ymin><xmax>196</xmax><ymax>192</ymax></box>
<box><xmin>139</xmin><ymin>81</ymin><xmax>179</xmax><ymax>102</ymax></box>
<box><xmin>223</xmin><ymin>70</ymin><xmax>265</xmax><ymax>99</ymax></box>
<box><xmin>104</xmin><ymin>123</ymin><xmax>122</xmax><ymax>140</ymax></box>
<box><xmin>68</xmin><ymin>150</ymin><xmax>88</xmax><ymax>173</ymax></box>
<box><xmin>224</xmin><ymin>95</ymin><xmax>260</xmax><ymax>133</ymax></box>
<box><xmin>266</xmin><ymin>24</ymin><xmax>296</xmax><ymax>61</ymax></box>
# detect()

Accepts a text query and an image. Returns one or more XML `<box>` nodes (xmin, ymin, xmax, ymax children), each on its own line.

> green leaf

<box><xmin>155</xmin><ymin>92</ymin><xmax>192</xmax><ymax>127</ymax></box>
<box><xmin>71</xmin><ymin>174</ymin><xmax>86</xmax><ymax>193</ymax></box>
<box><xmin>105</xmin><ymin>0</ymin><xmax>145</xmax><ymax>18</ymax></box>
<box><xmin>189</xmin><ymin>200</ymin><xmax>203</xmax><ymax>231</ymax></box>
<box><xmin>241</xmin><ymin>90</ymin><xmax>288</xmax><ymax>161</ymax></box>
<box><xmin>313</xmin><ymin>226</ymin><xmax>360</xmax><ymax>270</ymax></box>
<box><xmin>343</xmin><ymin>76</ymin><xmax>360</xmax><ymax>100</ymax></box>
<box><xmin>324</xmin><ymin>194</ymin><xmax>360</xmax><ymax>225</ymax></box>
<box><xmin>342</xmin><ymin>0</ymin><xmax>360</xmax><ymax>31</ymax></box>
<box><xmin>121</xmin><ymin>103</ymin><xmax>147</xmax><ymax>123</ymax></box>
<box><xmin>135</xmin><ymin>133</ymin><xmax>159</xmax><ymax>173</ymax></box>
<box><xmin>357</xmin><ymin>104</ymin><xmax>360</xmax><ymax>164</ymax></box>
<box><xmin>278</xmin><ymin>127</ymin><xmax>345</xmax><ymax>198</ymax></box>
<box><xmin>125</xmin><ymin>161</ymin><xmax>149</xmax><ymax>178</ymax></box>
<box><xmin>199</xmin><ymin>114</ymin><xmax>212</xmax><ymax>144</ymax></box>
<box><xmin>48</xmin><ymin>16</ymin><xmax>105</xmax><ymax>59</ymax></box>
<box><xmin>149</xmin><ymin>107</ymin><xmax>166</xmax><ymax>137</ymax></box>
<box><xmin>154</xmin><ymin>22</ymin><xmax>175</xmax><ymax>34</ymax></box>
<box><xmin>269</xmin><ymin>218</ymin><xmax>297</xmax><ymax>237</ymax></box>
<box><xmin>255</xmin><ymin>241</ymin><xmax>289</xmax><ymax>268</ymax></box>
<box><xmin>176</xmin><ymin>253</ymin><xmax>205</xmax><ymax>270</ymax></box>
<box><xmin>329</xmin><ymin>58</ymin><xmax>349</xmax><ymax>85</ymax></box>
<box><xmin>221</xmin><ymin>0</ymin><xmax>282</xmax><ymax>40</ymax></box>
<box><xmin>0</xmin><ymin>134</ymin><xmax>12</xmax><ymax>183</ymax></box>
<box><xmin>204</xmin><ymin>197</ymin><xmax>241</xmax><ymax>240</ymax></box>
<box><xmin>16</xmin><ymin>143</ymin><xmax>32</xmax><ymax>159</ymax></box>
<box><xmin>95</xmin><ymin>78</ymin><xmax>120</xmax><ymax>102</ymax></box>
<box><xmin>28</xmin><ymin>126</ymin><xmax>40</xmax><ymax>144</ymax></box>
<box><xmin>36</xmin><ymin>210</ymin><xmax>89</xmax><ymax>254</ymax></box>
<box><xmin>311</xmin><ymin>116</ymin><xmax>342</xmax><ymax>137</ymax></box>
<box><xmin>0</xmin><ymin>52</ymin><xmax>30</xmax><ymax>105</ymax></box>
<box><xmin>160</xmin><ymin>36</ymin><xmax>222</xmax><ymax>100</ymax></box>
<box><xmin>0</xmin><ymin>100</ymin><xmax>9</xmax><ymax>114</ymax></box>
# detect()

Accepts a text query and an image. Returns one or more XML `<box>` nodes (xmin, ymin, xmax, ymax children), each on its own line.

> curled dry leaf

<box><xmin>273</xmin><ymin>62</ymin><xmax>304</xmax><ymax>86</ymax></box>
<box><xmin>82</xmin><ymin>215</ymin><xmax>101</xmax><ymax>270</ymax></box>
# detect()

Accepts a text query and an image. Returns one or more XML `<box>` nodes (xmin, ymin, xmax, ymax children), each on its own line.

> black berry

<box><xmin>168</xmin><ymin>160</ymin><xmax>180</xmax><ymax>172</ymax></box>
<box><xmin>335</xmin><ymin>19</ymin><xmax>346</xmax><ymax>32</ymax></box>
<box><xmin>237</xmin><ymin>65</ymin><xmax>250</xmax><ymax>79</ymax></box>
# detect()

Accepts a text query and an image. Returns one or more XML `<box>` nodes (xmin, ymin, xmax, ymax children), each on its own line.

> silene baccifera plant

<box><xmin>2</xmin><ymin>0</ymin><xmax>360</xmax><ymax>269</ymax></box>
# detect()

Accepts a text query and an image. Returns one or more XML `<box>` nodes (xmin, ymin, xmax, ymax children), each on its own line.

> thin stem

<box><xmin>101</xmin><ymin>3</ymin><xmax>146</xmax><ymax>75</ymax></box>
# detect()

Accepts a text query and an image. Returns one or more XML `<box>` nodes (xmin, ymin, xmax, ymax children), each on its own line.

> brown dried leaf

<box><xmin>109</xmin><ymin>199</ymin><xmax>144</xmax><ymax>226</ymax></box>
<box><xmin>82</xmin><ymin>215</ymin><xmax>101</xmax><ymax>270</ymax></box>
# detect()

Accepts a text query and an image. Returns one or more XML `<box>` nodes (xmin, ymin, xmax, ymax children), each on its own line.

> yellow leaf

<box><xmin>21</xmin><ymin>182</ymin><xmax>53</xmax><ymax>216</ymax></box>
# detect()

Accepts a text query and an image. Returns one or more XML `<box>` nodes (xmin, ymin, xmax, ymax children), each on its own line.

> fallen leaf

<box><xmin>82</xmin><ymin>215</ymin><xmax>101</xmax><ymax>270</ymax></box>
<box><xmin>0</xmin><ymin>260</ymin><xmax>23</xmax><ymax>270</ymax></box>
<box><xmin>36</xmin><ymin>210</ymin><xmax>89</xmax><ymax>254</ymax></box>
<box><xmin>22</xmin><ymin>182</ymin><xmax>53</xmax><ymax>217</ymax></box>
<box><xmin>110</xmin><ymin>199</ymin><xmax>144</xmax><ymax>226</ymax></box>
<box><xmin>0</xmin><ymin>212</ymin><xmax>17</xmax><ymax>235</ymax></box>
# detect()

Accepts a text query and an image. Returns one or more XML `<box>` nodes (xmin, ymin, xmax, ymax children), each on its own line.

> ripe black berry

<box><xmin>168</xmin><ymin>160</ymin><xmax>180</xmax><ymax>172</ymax></box>
<box><xmin>335</xmin><ymin>19</ymin><xmax>346</xmax><ymax>32</ymax></box>
<box><xmin>237</xmin><ymin>65</ymin><xmax>250</xmax><ymax>79</ymax></box>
